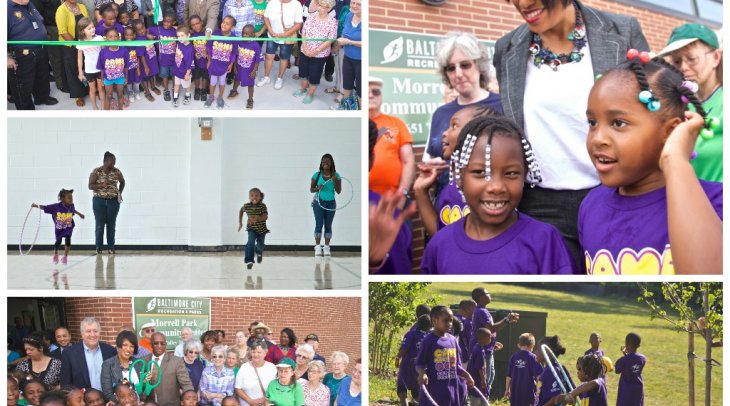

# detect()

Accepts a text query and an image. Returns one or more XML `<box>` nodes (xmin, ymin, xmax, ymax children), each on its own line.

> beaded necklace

<box><xmin>529</xmin><ymin>2</ymin><xmax>587</xmax><ymax>71</ymax></box>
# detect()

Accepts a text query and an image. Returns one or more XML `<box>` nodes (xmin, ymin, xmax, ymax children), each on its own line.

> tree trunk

<box><xmin>688</xmin><ymin>322</ymin><xmax>694</xmax><ymax>406</ymax></box>
<box><xmin>703</xmin><ymin>288</ymin><xmax>711</xmax><ymax>406</ymax></box>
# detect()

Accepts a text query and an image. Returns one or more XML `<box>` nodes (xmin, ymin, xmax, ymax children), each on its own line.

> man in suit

<box><xmin>183</xmin><ymin>0</ymin><xmax>220</xmax><ymax>33</ymax></box>
<box><xmin>49</xmin><ymin>327</ymin><xmax>73</xmax><ymax>360</ymax></box>
<box><xmin>60</xmin><ymin>317</ymin><xmax>117</xmax><ymax>390</ymax></box>
<box><xmin>144</xmin><ymin>332</ymin><xmax>194</xmax><ymax>405</ymax></box>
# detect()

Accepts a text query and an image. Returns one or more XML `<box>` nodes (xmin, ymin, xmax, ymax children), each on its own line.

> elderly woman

<box><xmin>222</xmin><ymin>0</ymin><xmax>255</xmax><ymax>37</ymax></box>
<box><xmin>101</xmin><ymin>331</ymin><xmax>143</xmax><ymax>402</ymax></box>
<box><xmin>225</xmin><ymin>347</ymin><xmax>242</xmax><ymax>375</ymax></box>
<box><xmin>322</xmin><ymin>351</ymin><xmax>349</xmax><ymax>406</ymax></box>
<box><xmin>15</xmin><ymin>334</ymin><xmax>62</xmax><ymax>390</ymax></box>
<box><xmin>333</xmin><ymin>358</ymin><xmax>360</xmax><ymax>406</ymax></box>
<box><xmin>257</xmin><ymin>0</ymin><xmax>303</xmax><ymax>90</ymax></box>
<box><xmin>493</xmin><ymin>0</ymin><xmax>648</xmax><ymax>267</ymax></box>
<box><xmin>299</xmin><ymin>360</ymin><xmax>330</xmax><ymax>406</ymax></box>
<box><xmin>235</xmin><ymin>340</ymin><xmax>277</xmax><ymax>406</ymax></box>
<box><xmin>182</xmin><ymin>339</ymin><xmax>205</xmax><ymax>392</ymax></box>
<box><xmin>337</xmin><ymin>0</ymin><xmax>360</xmax><ymax>104</ymax></box>
<box><xmin>55</xmin><ymin>0</ymin><xmax>90</xmax><ymax>107</ymax></box>
<box><xmin>310</xmin><ymin>154</ymin><xmax>342</xmax><ymax>256</ymax></box>
<box><xmin>293</xmin><ymin>0</ymin><xmax>337</xmax><ymax>105</ymax></box>
<box><xmin>293</xmin><ymin>344</ymin><xmax>315</xmax><ymax>381</ymax></box>
<box><xmin>265</xmin><ymin>358</ymin><xmax>304</xmax><ymax>406</ymax></box>
<box><xmin>88</xmin><ymin>151</ymin><xmax>125</xmax><ymax>254</ymax></box>
<box><xmin>660</xmin><ymin>23</ymin><xmax>723</xmax><ymax>182</ymax></box>
<box><xmin>265</xmin><ymin>328</ymin><xmax>297</xmax><ymax>365</ymax></box>
<box><xmin>199</xmin><ymin>345</ymin><xmax>235</xmax><ymax>406</ymax></box>
<box><xmin>174</xmin><ymin>327</ymin><xmax>194</xmax><ymax>357</ymax></box>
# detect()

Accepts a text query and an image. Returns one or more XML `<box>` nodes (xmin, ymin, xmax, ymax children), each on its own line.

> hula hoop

<box><xmin>419</xmin><ymin>384</ymin><xmax>439</xmax><ymax>406</ymax></box>
<box><xmin>19</xmin><ymin>205</ymin><xmax>42</xmax><ymax>256</ymax></box>
<box><xmin>541</xmin><ymin>344</ymin><xmax>580</xmax><ymax>406</ymax></box>
<box><xmin>313</xmin><ymin>176</ymin><xmax>355</xmax><ymax>211</ymax></box>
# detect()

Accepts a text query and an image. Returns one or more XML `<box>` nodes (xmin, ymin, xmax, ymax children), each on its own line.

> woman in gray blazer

<box><xmin>101</xmin><ymin>331</ymin><xmax>144</xmax><ymax>402</ymax></box>
<box><xmin>493</xmin><ymin>0</ymin><xmax>649</xmax><ymax>269</ymax></box>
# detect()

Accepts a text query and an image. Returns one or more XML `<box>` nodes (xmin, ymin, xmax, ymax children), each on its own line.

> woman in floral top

<box><xmin>88</xmin><ymin>151</ymin><xmax>125</xmax><ymax>254</ymax></box>
<box><xmin>292</xmin><ymin>0</ymin><xmax>337</xmax><ymax>104</ymax></box>
<box><xmin>300</xmin><ymin>360</ymin><xmax>330</xmax><ymax>406</ymax></box>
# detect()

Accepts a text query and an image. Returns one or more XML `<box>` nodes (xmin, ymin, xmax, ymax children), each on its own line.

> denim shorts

<box><xmin>158</xmin><ymin>65</ymin><xmax>172</xmax><ymax>78</ymax></box>
<box><xmin>266</xmin><ymin>41</ymin><xmax>294</xmax><ymax>60</ymax></box>
<box><xmin>103</xmin><ymin>77</ymin><xmax>125</xmax><ymax>86</ymax></box>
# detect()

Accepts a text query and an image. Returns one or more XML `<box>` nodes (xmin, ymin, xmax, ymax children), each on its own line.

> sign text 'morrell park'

<box><xmin>133</xmin><ymin>297</ymin><xmax>211</xmax><ymax>350</ymax></box>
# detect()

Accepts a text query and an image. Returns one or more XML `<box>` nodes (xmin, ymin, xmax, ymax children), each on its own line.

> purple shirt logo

<box><xmin>587</xmin><ymin>246</ymin><xmax>673</xmax><ymax>276</ymax></box>
<box><xmin>211</xmin><ymin>41</ymin><xmax>234</xmax><ymax>62</ymax></box>
<box><xmin>104</xmin><ymin>57</ymin><xmax>125</xmax><ymax>79</ymax></box>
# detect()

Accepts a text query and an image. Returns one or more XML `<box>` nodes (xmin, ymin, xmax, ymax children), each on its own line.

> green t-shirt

<box><xmin>252</xmin><ymin>0</ymin><xmax>268</xmax><ymax>33</ymax></box>
<box><xmin>312</xmin><ymin>171</ymin><xmax>341</xmax><ymax>202</ymax></box>
<box><xmin>690</xmin><ymin>86</ymin><xmax>723</xmax><ymax>182</ymax></box>
<box><xmin>266</xmin><ymin>380</ymin><xmax>304</xmax><ymax>406</ymax></box>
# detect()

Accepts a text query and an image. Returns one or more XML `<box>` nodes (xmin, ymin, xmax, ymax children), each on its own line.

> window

<box><xmin>622</xmin><ymin>0</ymin><xmax>723</xmax><ymax>24</ymax></box>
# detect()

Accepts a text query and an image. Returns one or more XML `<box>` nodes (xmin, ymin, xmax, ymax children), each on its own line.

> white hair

<box><xmin>436</xmin><ymin>31</ymin><xmax>491</xmax><ymax>90</ymax></box>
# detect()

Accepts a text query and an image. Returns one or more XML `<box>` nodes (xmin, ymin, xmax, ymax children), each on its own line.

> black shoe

<box><xmin>226</xmin><ymin>77</ymin><xmax>233</xmax><ymax>85</ymax></box>
<box><xmin>194</xmin><ymin>88</ymin><xmax>200</xmax><ymax>101</ymax></box>
<box><xmin>96</xmin><ymin>249</ymin><xmax>102</xmax><ymax>255</ymax></box>
<box><xmin>257</xmin><ymin>254</ymin><xmax>262</xmax><ymax>263</ymax></box>
<box><xmin>246</xmin><ymin>262</ymin><xmax>253</xmax><ymax>269</ymax></box>
<box><xmin>163</xmin><ymin>90</ymin><xmax>171</xmax><ymax>101</ymax></box>
<box><xmin>200</xmin><ymin>91</ymin><xmax>207</xmax><ymax>102</ymax></box>
<box><xmin>35</xmin><ymin>97</ymin><xmax>59</xmax><ymax>106</ymax></box>
<box><xmin>172</xmin><ymin>97</ymin><xmax>179</xmax><ymax>107</ymax></box>
<box><xmin>274</xmin><ymin>54</ymin><xmax>280</xmax><ymax>61</ymax></box>
<box><xmin>324</xmin><ymin>74</ymin><xmax>333</xmax><ymax>82</ymax></box>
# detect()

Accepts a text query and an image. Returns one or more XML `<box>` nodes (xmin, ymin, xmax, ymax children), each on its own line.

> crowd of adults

<box><xmin>8</xmin><ymin>316</ymin><xmax>361</xmax><ymax>405</ymax></box>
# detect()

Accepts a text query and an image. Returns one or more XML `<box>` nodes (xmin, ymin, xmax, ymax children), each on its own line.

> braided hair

<box><xmin>577</xmin><ymin>353</ymin><xmax>604</xmax><ymax>381</ymax></box>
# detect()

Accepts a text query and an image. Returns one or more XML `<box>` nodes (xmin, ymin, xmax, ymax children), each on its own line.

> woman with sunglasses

<box><xmin>15</xmin><ymin>333</ymin><xmax>62</xmax><ymax>390</ymax></box>
<box><xmin>182</xmin><ymin>339</ymin><xmax>205</xmax><ymax>392</ymax></box>
<box><xmin>199</xmin><ymin>345</ymin><xmax>235</xmax><ymax>406</ymax></box>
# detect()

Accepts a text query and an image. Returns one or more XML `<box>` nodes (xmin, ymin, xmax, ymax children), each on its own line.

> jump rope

<box><xmin>19</xmin><ymin>204</ymin><xmax>42</xmax><ymax>255</ymax></box>
<box><xmin>313</xmin><ymin>176</ymin><xmax>354</xmax><ymax>211</ymax></box>
<box><xmin>541</xmin><ymin>343</ymin><xmax>580</xmax><ymax>406</ymax></box>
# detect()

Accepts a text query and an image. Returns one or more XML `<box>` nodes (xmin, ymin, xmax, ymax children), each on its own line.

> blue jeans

<box><xmin>312</xmin><ymin>199</ymin><xmax>336</xmax><ymax>239</ymax></box>
<box><xmin>245</xmin><ymin>230</ymin><xmax>266</xmax><ymax>263</ymax></box>
<box><xmin>485</xmin><ymin>350</ymin><xmax>495</xmax><ymax>395</ymax></box>
<box><xmin>93</xmin><ymin>196</ymin><xmax>120</xmax><ymax>250</ymax></box>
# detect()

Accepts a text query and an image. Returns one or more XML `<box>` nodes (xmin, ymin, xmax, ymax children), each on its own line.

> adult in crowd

<box><xmin>93</xmin><ymin>0</ymin><xmax>138</xmax><ymax>21</ymax></box>
<box><xmin>215</xmin><ymin>330</ymin><xmax>226</xmax><ymax>345</ymax></box>
<box><xmin>322</xmin><ymin>0</ymin><xmax>348</xmax><ymax>100</ymax></box>
<box><xmin>293</xmin><ymin>344</ymin><xmax>314</xmax><ymax>380</ymax></box>
<box><xmin>8</xmin><ymin>338</ymin><xmax>25</xmax><ymax>370</ymax></box>
<box><xmin>310</xmin><ymin>154</ymin><xmax>342</xmax><ymax>257</ymax></box>
<box><xmin>660</xmin><ymin>23</ymin><xmax>723</xmax><ymax>182</ymax></box>
<box><xmin>200</xmin><ymin>330</ymin><xmax>218</xmax><ymax>365</ymax></box>
<box><xmin>300</xmin><ymin>359</ymin><xmax>329</xmax><ymax>406</ymax></box>
<box><xmin>368</xmin><ymin>77</ymin><xmax>416</xmax><ymax>198</ymax></box>
<box><xmin>60</xmin><ymin>317</ymin><xmax>117</xmax><ymax>390</ymax></box>
<box><xmin>16</xmin><ymin>334</ymin><xmax>62</xmax><ymax>390</ymax></box>
<box><xmin>9</xmin><ymin>317</ymin><xmax>31</xmax><ymax>348</ymax></box>
<box><xmin>223</xmin><ymin>0</ymin><xmax>255</xmax><ymax>37</ymax></box>
<box><xmin>184</xmin><ymin>0</ymin><xmax>219</xmax><ymax>32</ymax></box>
<box><xmin>138</xmin><ymin>322</ymin><xmax>155</xmax><ymax>353</ymax></box>
<box><xmin>266</xmin><ymin>358</ymin><xmax>304</xmax><ymax>405</ymax></box>
<box><xmin>295</xmin><ymin>0</ymin><xmax>337</xmax><ymax>105</ymax></box>
<box><xmin>246</xmin><ymin>323</ymin><xmax>276</xmax><ymax>349</ymax></box>
<box><xmin>333</xmin><ymin>358</ymin><xmax>360</xmax><ymax>406</ymax></box>
<box><xmin>182</xmin><ymin>339</ymin><xmax>205</xmax><ymax>392</ymax></box>
<box><xmin>257</xmin><ymin>0</ymin><xmax>303</xmax><ymax>90</ymax></box>
<box><xmin>119</xmin><ymin>325</ymin><xmax>151</xmax><ymax>357</ymax></box>
<box><xmin>49</xmin><ymin>327</ymin><xmax>72</xmax><ymax>360</ymax></box>
<box><xmin>8</xmin><ymin>0</ymin><xmax>60</xmax><ymax>110</ymax></box>
<box><xmin>55</xmin><ymin>0</ymin><xmax>89</xmax><ymax>107</ymax></box>
<box><xmin>144</xmin><ymin>332</ymin><xmax>194</xmax><ymax>405</ymax></box>
<box><xmin>235</xmin><ymin>339</ymin><xmax>277</xmax><ymax>406</ymax></box>
<box><xmin>226</xmin><ymin>347</ymin><xmax>242</xmax><ymax>375</ymax></box>
<box><xmin>265</xmin><ymin>328</ymin><xmax>297</xmax><ymax>365</ymax></box>
<box><xmin>199</xmin><ymin>345</ymin><xmax>235</xmax><ymax>406</ymax></box>
<box><xmin>88</xmin><ymin>151</ymin><xmax>125</xmax><ymax>255</ymax></box>
<box><xmin>42</xmin><ymin>331</ymin><xmax>58</xmax><ymax>353</ymax></box>
<box><xmin>493</xmin><ymin>0</ymin><xmax>649</xmax><ymax>265</ymax></box>
<box><xmin>337</xmin><ymin>0</ymin><xmax>360</xmax><ymax>104</ymax></box>
<box><xmin>100</xmin><ymin>331</ymin><xmax>142</xmax><ymax>402</ymax></box>
<box><xmin>232</xmin><ymin>330</ymin><xmax>249</xmax><ymax>363</ymax></box>
<box><xmin>174</xmin><ymin>327</ymin><xmax>194</xmax><ymax>357</ymax></box>
<box><xmin>322</xmin><ymin>351</ymin><xmax>349</xmax><ymax>406</ymax></box>
<box><xmin>31</xmin><ymin>0</ymin><xmax>66</xmax><ymax>94</ymax></box>
<box><xmin>304</xmin><ymin>334</ymin><xmax>326</xmax><ymax>364</ymax></box>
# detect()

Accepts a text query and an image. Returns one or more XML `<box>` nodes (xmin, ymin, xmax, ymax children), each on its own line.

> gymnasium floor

<box><xmin>7</xmin><ymin>251</ymin><xmax>361</xmax><ymax>290</ymax></box>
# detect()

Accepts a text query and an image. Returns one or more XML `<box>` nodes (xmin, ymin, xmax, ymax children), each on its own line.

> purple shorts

<box><xmin>210</xmin><ymin>74</ymin><xmax>226</xmax><ymax>86</ymax></box>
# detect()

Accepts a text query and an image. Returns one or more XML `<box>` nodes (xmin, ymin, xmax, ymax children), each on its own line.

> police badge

<box><xmin>14</xmin><ymin>11</ymin><xmax>24</xmax><ymax>21</ymax></box>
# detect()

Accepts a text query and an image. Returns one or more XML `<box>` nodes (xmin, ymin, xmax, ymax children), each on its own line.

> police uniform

<box><xmin>7</xmin><ymin>0</ymin><xmax>58</xmax><ymax>109</ymax></box>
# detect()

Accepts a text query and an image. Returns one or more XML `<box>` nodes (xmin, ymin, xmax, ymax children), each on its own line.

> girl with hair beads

<box><xmin>124</xmin><ymin>26</ymin><xmax>142</xmax><ymax>103</ymax></box>
<box><xmin>96</xmin><ymin>27</ymin><xmax>128</xmax><ymax>110</ymax></box>
<box><xmin>579</xmin><ymin>51</ymin><xmax>723</xmax><ymax>275</ymax></box>
<box><xmin>415</xmin><ymin>306</ymin><xmax>474</xmax><ymax>406</ymax></box>
<box><xmin>536</xmin><ymin>335</ymin><xmax>575</xmax><ymax>406</ymax></box>
<box><xmin>556</xmin><ymin>354</ymin><xmax>607</xmax><ymax>406</ymax></box>
<box><xmin>84</xmin><ymin>388</ymin><xmax>105</xmax><ymax>406</ymax></box>
<box><xmin>133</xmin><ymin>19</ymin><xmax>159</xmax><ymax>101</ymax></box>
<box><xmin>421</xmin><ymin>116</ymin><xmax>575</xmax><ymax>274</ymax></box>
<box><xmin>238</xmin><ymin>187</ymin><xmax>269</xmax><ymax>269</ymax></box>
<box><xmin>189</xmin><ymin>15</ymin><xmax>210</xmax><ymax>102</ymax></box>
<box><xmin>76</xmin><ymin>17</ymin><xmax>106</xmax><ymax>110</ymax></box>
<box><xmin>32</xmin><ymin>189</ymin><xmax>85</xmax><ymax>265</ymax></box>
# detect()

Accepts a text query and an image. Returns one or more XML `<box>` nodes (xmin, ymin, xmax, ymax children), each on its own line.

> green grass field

<box><xmin>369</xmin><ymin>283</ymin><xmax>723</xmax><ymax>405</ymax></box>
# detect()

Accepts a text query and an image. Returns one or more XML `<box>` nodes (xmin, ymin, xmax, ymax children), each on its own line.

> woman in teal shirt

<box><xmin>310</xmin><ymin>154</ymin><xmax>342</xmax><ymax>257</ymax></box>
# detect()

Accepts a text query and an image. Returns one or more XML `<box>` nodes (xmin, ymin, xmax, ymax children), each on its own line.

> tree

<box><xmin>638</xmin><ymin>283</ymin><xmax>722</xmax><ymax>406</ymax></box>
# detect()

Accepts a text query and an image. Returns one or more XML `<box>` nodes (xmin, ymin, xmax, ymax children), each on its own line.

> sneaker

<box><xmin>315</xmin><ymin>245</ymin><xmax>323</xmax><ymax>256</ymax></box>
<box><xmin>53</xmin><ymin>254</ymin><xmax>59</xmax><ymax>264</ymax></box>
<box><xmin>246</xmin><ymin>262</ymin><xmax>253</xmax><ymax>269</ymax></box>
<box><xmin>204</xmin><ymin>95</ymin><xmax>215</xmax><ymax>108</ymax></box>
<box><xmin>200</xmin><ymin>91</ymin><xmax>207</xmax><ymax>102</ymax></box>
<box><xmin>172</xmin><ymin>97</ymin><xmax>179</xmax><ymax>107</ymax></box>
<box><xmin>194</xmin><ymin>88</ymin><xmax>200</xmax><ymax>101</ymax></box>
<box><xmin>257</xmin><ymin>254</ymin><xmax>263</xmax><ymax>263</ymax></box>
<box><xmin>323</xmin><ymin>245</ymin><xmax>331</xmax><ymax>256</ymax></box>
<box><xmin>61</xmin><ymin>255</ymin><xmax>68</xmax><ymax>265</ymax></box>
<box><xmin>135</xmin><ymin>92</ymin><xmax>143</xmax><ymax>101</ymax></box>
<box><xmin>128</xmin><ymin>95</ymin><xmax>136</xmax><ymax>103</ymax></box>
<box><xmin>256</xmin><ymin>76</ymin><xmax>271</xmax><ymax>87</ymax></box>
<box><xmin>183</xmin><ymin>94</ymin><xmax>191</xmax><ymax>105</ymax></box>
<box><xmin>303</xmin><ymin>95</ymin><xmax>314</xmax><ymax>104</ymax></box>
<box><xmin>324</xmin><ymin>73</ymin><xmax>333</xmax><ymax>82</ymax></box>
<box><xmin>216</xmin><ymin>97</ymin><xmax>224</xmax><ymax>109</ymax></box>
<box><xmin>293</xmin><ymin>88</ymin><xmax>307</xmax><ymax>97</ymax></box>
<box><xmin>163</xmin><ymin>90</ymin><xmax>171</xmax><ymax>101</ymax></box>
<box><xmin>274</xmin><ymin>77</ymin><xmax>284</xmax><ymax>90</ymax></box>
<box><xmin>122</xmin><ymin>97</ymin><xmax>130</xmax><ymax>108</ymax></box>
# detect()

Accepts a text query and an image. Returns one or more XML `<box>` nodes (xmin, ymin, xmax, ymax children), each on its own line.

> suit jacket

<box><xmin>144</xmin><ymin>351</ymin><xmax>194</xmax><ymax>406</ymax></box>
<box><xmin>184</xmin><ymin>0</ymin><xmax>220</xmax><ymax>32</ymax></box>
<box><xmin>49</xmin><ymin>345</ymin><xmax>71</xmax><ymax>360</ymax></box>
<box><xmin>60</xmin><ymin>342</ymin><xmax>117</xmax><ymax>389</ymax></box>
<box><xmin>100</xmin><ymin>355</ymin><xmax>144</xmax><ymax>402</ymax></box>
<box><xmin>493</xmin><ymin>0</ymin><xmax>650</xmax><ymax>130</ymax></box>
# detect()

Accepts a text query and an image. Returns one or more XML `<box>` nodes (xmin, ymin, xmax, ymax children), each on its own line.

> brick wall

<box><xmin>63</xmin><ymin>297</ymin><xmax>362</xmax><ymax>372</ymax></box>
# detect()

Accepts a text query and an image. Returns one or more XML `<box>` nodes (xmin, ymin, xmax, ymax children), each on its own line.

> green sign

<box><xmin>133</xmin><ymin>297</ymin><xmax>211</xmax><ymax>351</ymax></box>
<box><xmin>370</xmin><ymin>29</ymin><xmax>495</xmax><ymax>145</ymax></box>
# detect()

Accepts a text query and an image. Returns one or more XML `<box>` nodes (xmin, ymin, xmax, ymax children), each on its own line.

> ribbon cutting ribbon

<box><xmin>130</xmin><ymin>358</ymin><xmax>162</xmax><ymax>396</ymax></box>
<box><xmin>9</xmin><ymin>36</ymin><xmax>337</xmax><ymax>47</ymax></box>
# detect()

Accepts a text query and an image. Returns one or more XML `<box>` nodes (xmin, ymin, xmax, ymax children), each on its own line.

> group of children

<box><xmin>396</xmin><ymin>301</ymin><xmax>646</xmax><ymax>406</ymax></box>
<box><xmin>76</xmin><ymin>6</ymin><xmax>263</xmax><ymax>110</ymax></box>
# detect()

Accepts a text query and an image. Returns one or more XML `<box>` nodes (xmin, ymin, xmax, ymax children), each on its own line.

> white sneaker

<box><xmin>135</xmin><ymin>93</ymin><xmax>143</xmax><ymax>101</ymax></box>
<box><xmin>257</xmin><ymin>76</ymin><xmax>270</xmax><ymax>87</ymax></box>
<box><xmin>315</xmin><ymin>245</ymin><xmax>323</xmax><ymax>256</ymax></box>
<box><xmin>274</xmin><ymin>77</ymin><xmax>284</xmax><ymax>90</ymax></box>
<box><xmin>323</xmin><ymin>245</ymin><xmax>331</xmax><ymax>256</ymax></box>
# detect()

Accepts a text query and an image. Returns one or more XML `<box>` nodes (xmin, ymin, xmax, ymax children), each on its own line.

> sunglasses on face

<box><xmin>445</xmin><ymin>61</ymin><xmax>474</xmax><ymax>73</ymax></box>
<box><xmin>144</xmin><ymin>328</ymin><xmax>155</xmax><ymax>333</ymax></box>
<box><xmin>369</xmin><ymin>88</ymin><xmax>382</xmax><ymax>96</ymax></box>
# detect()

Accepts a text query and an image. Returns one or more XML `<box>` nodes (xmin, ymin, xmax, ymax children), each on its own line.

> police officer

<box><xmin>7</xmin><ymin>0</ymin><xmax>59</xmax><ymax>109</ymax></box>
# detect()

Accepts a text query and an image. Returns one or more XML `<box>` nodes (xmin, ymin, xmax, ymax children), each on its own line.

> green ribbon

<box><xmin>8</xmin><ymin>36</ymin><xmax>336</xmax><ymax>46</ymax></box>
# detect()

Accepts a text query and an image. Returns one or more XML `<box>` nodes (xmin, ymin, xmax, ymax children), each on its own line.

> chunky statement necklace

<box><xmin>529</xmin><ymin>3</ymin><xmax>587</xmax><ymax>71</ymax></box>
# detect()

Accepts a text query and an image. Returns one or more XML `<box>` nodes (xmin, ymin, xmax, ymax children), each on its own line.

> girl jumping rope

<box><xmin>238</xmin><ymin>187</ymin><xmax>269</xmax><ymax>270</ymax></box>
<box><xmin>32</xmin><ymin>189</ymin><xmax>85</xmax><ymax>265</ymax></box>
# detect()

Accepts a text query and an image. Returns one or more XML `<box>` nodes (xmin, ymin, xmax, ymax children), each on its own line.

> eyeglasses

<box><xmin>296</xmin><ymin>354</ymin><xmax>310</xmax><ymax>359</ymax></box>
<box><xmin>369</xmin><ymin>88</ymin><xmax>382</xmax><ymax>96</ymax></box>
<box><xmin>187</xmin><ymin>350</ymin><xmax>199</xmax><ymax>354</ymax></box>
<box><xmin>670</xmin><ymin>51</ymin><xmax>715</xmax><ymax>68</ymax></box>
<box><xmin>212</xmin><ymin>355</ymin><xmax>225</xmax><ymax>359</ymax></box>
<box><xmin>152</xmin><ymin>341</ymin><xmax>166</xmax><ymax>345</ymax></box>
<box><xmin>445</xmin><ymin>61</ymin><xmax>475</xmax><ymax>73</ymax></box>
<box><xmin>144</xmin><ymin>328</ymin><xmax>156</xmax><ymax>333</ymax></box>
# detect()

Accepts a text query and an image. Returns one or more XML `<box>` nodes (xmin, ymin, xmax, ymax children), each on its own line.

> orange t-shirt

<box><xmin>369</xmin><ymin>114</ymin><xmax>414</xmax><ymax>195</ymax></box>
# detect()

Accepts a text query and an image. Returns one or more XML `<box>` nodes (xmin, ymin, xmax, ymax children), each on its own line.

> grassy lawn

<box><xmin>369</xmin><ymin>283</ymin><xmax>723</xmax><ymax>405</ymax></box>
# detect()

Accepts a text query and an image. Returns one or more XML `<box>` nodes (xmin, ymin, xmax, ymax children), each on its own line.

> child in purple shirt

<box><xmin>96</xmin><ymin>5</ymin><xmax>125</xmax><ymax>37</ymax></box>
<box><xmin>123</xmin><ymin>27</ymin><xmax>141</xmax><ymax>104</ymax></box>
<box><xmin>96</xmin><ymin>28</ymin><xmax>128</xmax><ymax>110</ymax></box>
<box><xmin>505</xmin><ymin>333</ymin><xmax>542</xmax><ymax>406</ymax></box>
<box><xmin>132</xmin><ymin>19</ymin><xmax>159</xmax><ymax>101</ymax></box>
<box><xmin>147</xmin><ymin>13</ymin><xmax>178</xmax><ymax>101</ymax></box>
<box><xmin>585</xmin><ymin>332</ymin><xmax>604</xmax><ymax>357</ymax></box>
<box><xmin>205</xmin><ymin>16</ymin><xmax>237</xmax><ymax>109</ymax></box>
<box><xmin>579</xmin><ymin>54</ymin><xmax>723</xmax><ymax>275</ymax></box>
<box><xmin>555</xmin><ymin>354</ymin><xmax>608</xmax><ymax>406</ymax></box>
<box><xmin>172</xmin><ymin>26</ymin><xmax>195</xmax><ymax>106</ymax></box>
<box><xmin>231</xmin><ymin>24</ymin><xmax>262</xmax><ymax>110</ymax></box>
<box><xmin>456</xmin><ymin>299</ymin><xmax>476</xmax><ymax>363</ymax></box>
<box><xmin>415</xmin><ymin>306</ymin><xmax>474</xmax><ymax>406</ymax></box>
<box><xmin>466</xmin><ymin>327</ymin><xmax>493</xmax><ymax>406</ymax></box>
<box><xmin>32</xmin><ymin>189</ymin><xmax>85</xmax><ymax>265</ymax></box>
<box><xmin>421</xmin><ymin>116</ymin><xmax>576</xmax><ymax>274</ymax></box>
<box><xmin>615</xmin><ymin>333</ymin><xmax>646</xmax><ymax>406</ymax></box>
<box><xmin>189</xmin><ymin>15</ymin><xmax>210</xmax><ymax>102</ymax></box>
<box><xmin>396</xmin><ymin>314</ymin><xmax>430</xmax><ymax>406</ymax></box>
<box><xmin>535</xmin><ymin>335</ymin><xmax>575</xmax><ymax>406</ymax></box>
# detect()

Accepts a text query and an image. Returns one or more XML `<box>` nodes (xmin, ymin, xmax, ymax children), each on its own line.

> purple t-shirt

<box><xmin>578</xmin><ymin>181</ymin><xmax>723</xmax><ymax>275</ymax></box>
<box><xmin>585</xmin><ymin>349</ymin><xmax>605</xmax><ymax>357</ymax></box>
<box><xmin>615</xmin><ymin>352</ymin><xmax>645</xmax><ymax>406</ymax></box>
<box><xmin>369</xmin><ymin>191</ymin><xmax>413</xmax><ymax>274</ymax></box>
<box><xmin>537</xmin><ymin>366</ymin><xmax>574</xmax><ymax>406</ymax></box>
<box><xmin>42</xmin><ymin>203</ymin><xmax>76</xmax><ymax>239</ymax></box>
<box><xmin>206</xmin><ymin>30</ymin><xmax>236</xmax><ymax>76</ymax></box>
<box><xmin>470</xmin><ymin>308</ymin><xmax>496</xmax><ymax>354</ymax></box>
<box><xmin>234</xmin><ymin>41</ymin><xmax>262</xmax><ymax>84</ymax></box>
<box><xmin>148</xmin><ymin>26</ymin><xmax>177</xmax><ymax>67</ymax></box>
<box><xmin>126</xmin><ymin>46</ymin><xmax>141</xmax><ymax>82</ymax></box>
<box><xmin>422</xmin><ymin>213</ymin><xmax>576</xmax><ymax>274</ymax></box>
<box><xmin>172</xmin><ymin>42</ymin><xmax>194</xmax><ymax>79</ymax></box>
<box><xmin>579</xmin><ymin>377</ymin><xmax>608</xmax><ymax>406</ymax></box>
<box><xmin>191</xmin><ymin>32</ymin><xmax>209</xmax><ymax>69</ymax></box>
<box><xmin>397</xmin><ymin>329</ymin><xmax>427</xmax><ymax>391</ymax></box>
<box><xmin>506</xmin><ymin>350</ymin><xmax>542</xmax><ymax>406</ymax></box>
<box><xmin>455</xmin><ymin>315</ymin><xmax>472</xmax><ymax>362</ymax></box>
<box><xmin>95</xmin><ymin>21</ymin><xmax>124</xmax><ymax>36</ymax></box>
<box><xmin>138</xmin><ymin>34</ymin><xmax>159</xmax><ymax>77</ymax></box>
<box><xmin>96</xmin><ymin>47</ymin><xmax>128</xmax><ymax>80</ymax></box>
<box><xmin>435</xmin><ymin>183</ymin><xmax>469</xmax><ymax>231</ymax></box>
<box><xmin>415</xmin><ymin>332</ymin><xmax>464</xmax><ymax>406</ymax></box>
<box><xmin>466</xmin><ymin>343</ymin><xmax>488</xmax><ymax>399</ymax></box>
